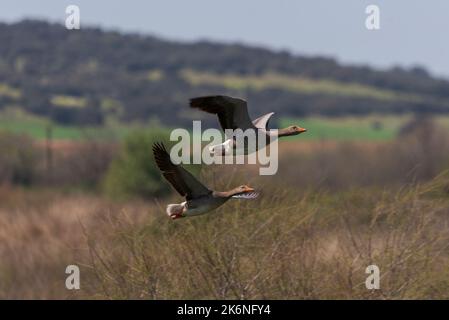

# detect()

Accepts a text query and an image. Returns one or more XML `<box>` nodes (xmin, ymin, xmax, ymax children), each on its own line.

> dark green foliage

<box><xmin>103</xmin><ymin>128</ymin><xmax>172</xmax><ymax>199</ymax></box>
<box><xmin>2</xmin><ymin>20</ymin><xmax>449</xmax><ymax>126</ymax></box>
<box><xmin>0</xmin><ymin>132</ymin><xmax>38</xmax><ymax>185</ymax></box>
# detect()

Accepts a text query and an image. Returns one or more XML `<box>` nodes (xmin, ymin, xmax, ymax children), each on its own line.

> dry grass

<box><xmin>84</xmin><ymin>178</ymin><xmax>449</xmax><ymax>299</ymax></box>
<box><xmin>0</xmin><ymin>188</ymin><xmax>149</xmax><ymax>299</ymax></box>
<box><xmin>1</xmin><ymin>124</ymin><xmax>449</xmax><ymax>299</ymax></box>
<box><xmin>1</xmin><ymin>175</ymin><xmax>448</xmax><ymax>299</ymax></box>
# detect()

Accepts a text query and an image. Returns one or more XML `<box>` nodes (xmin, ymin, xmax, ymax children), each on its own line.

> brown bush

<box><xmin>83</xmin><ymin>180</ymin><xmax>449</xmax><ymax>299</ymax></box>
<box><xmin>276</xmin><ymin>119</ymin><xmax>449</xmax><ymax>191</ymax></box>
<box><xmin>0</xmin><ymin>132</ymin><xmax>39</xmax><ymax>185</ymax></box>
<box><xmin>48</xmin><ymin>141</ymin><xmax>117</xmax><ymax>189</ymax></box>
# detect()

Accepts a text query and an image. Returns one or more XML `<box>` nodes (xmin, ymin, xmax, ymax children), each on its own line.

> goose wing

<box><xmin>232</xmin><ymin>191</ymin><xmax>259</xmax><ymax>199</ymax></box>
<box><xmin>189</xmin><ymin>95</ymin><xmax>256</xmax><ymax>132</ymax></box>
<box><xmin>252</xmin><ymin>112</ymin><xmax>275</xmax><ymax>129</ymax></box>
<box><xmin>152</xmin><ymin>143</ymin><xmax>211</xmax><ymax>200</ymax></box>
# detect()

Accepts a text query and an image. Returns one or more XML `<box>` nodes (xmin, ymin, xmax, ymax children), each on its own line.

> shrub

<box><xmin>0</xmin><ymin>131</ymin><xmax>39</xmax><ymax>185</ymax></box>
<box><xmin>50</xmin><ymin>140</ymin><xmax>117</xmax><ymax>189</ymax></box>
<box><xmin>103</xmin><ymin>128</ymin><xmax>172</xmax><ymax>199</ymax></box>
<box><xmin>85</xmin><ymin>180</ymin><xmax>449</xmax><ymax>299</ymax></box>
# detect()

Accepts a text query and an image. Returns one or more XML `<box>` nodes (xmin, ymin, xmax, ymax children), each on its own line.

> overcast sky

<box><xmin>1</xmin><ymin>0</ymin><xmax>448</xmax><ymax>79</ymax></box>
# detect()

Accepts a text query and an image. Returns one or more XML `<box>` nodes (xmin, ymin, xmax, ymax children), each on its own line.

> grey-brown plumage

<box><xmin>190</xmin><ymin>96</ymin><xmax>256</xmax><ymax>131</ymax></box>
<box><xmin>189</xmin><ymin>95</ymin><xmax>307</xmax><ymax>155</ymax></box>
<box><xmin>153</xmin><ymin>142</ymin><xmax>210</xmax><ymax>200</ymax></box>
<box><xmin>152</xmin><ymin>142</ymin><xmax>258</xmax><ymax>219</ymax></box>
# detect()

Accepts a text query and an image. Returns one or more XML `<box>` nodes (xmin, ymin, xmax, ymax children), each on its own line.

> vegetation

<box><xmin>0</xmin><ymin>132</ymin><xmax>37</xmax><ymax>185</ymax></box>
<box><xmin>2</xmin><ymin>20</ymin><xmax>449</xmax><ymax>127</ymax></box>
<box><xmin>279</xmin><ymin>114</ymin><xmax>416</xmax><ymax>141</ymax></box>
<box><xmin>0</xmin><ymin>108</ymin><xmax>140</xmax><ymax>140</ymax></box>
<box><xmin>0</xmin><ymin>120</ymin><xmax>447</xmax><ymax>298</ymax></box>
<box><xmin>1</xmin><ymin>169</ymin><xmax>449</xmax><ymax>299</ymax></box>
<box><xmin>103</xmin><ymin>129</ymin><xmax>172</xmax><ymax>199</ymax></box>
<box><xmin>51</xmin><ymin>95</ymin><xmax>87</xmax><ymax>109</ymax></box>
<box><xmin>85</xmin><ymin>178</ymin><xmax>449</xmax><ymax>299</ymax></box>
<box><xmin>181</xmin><ymin>69</ymin><xmax>424</xmax><ymax>102</ymax></box>
<box><xmin>1</xmin><ymin>19</ymin><xmax>449</xmax><ymax>300</ymax></box>
<box><xmin>3</xmin><ymin>107</ymin><xmax>449</xmax><ymax>142</ymax></box>
<box><xmin>0</xmin><ymin>83</ymin><xmax>21</xmax><ymax>99</ymax></box>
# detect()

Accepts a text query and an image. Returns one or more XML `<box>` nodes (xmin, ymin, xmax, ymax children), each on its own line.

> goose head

<box><xmin>279</xmin><ymin>125</ymin><xmax>307</xmax><ymax>137</ymax></box>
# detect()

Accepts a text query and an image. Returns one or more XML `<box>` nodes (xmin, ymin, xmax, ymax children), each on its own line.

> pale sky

<box><xmin>1</xmin><ymin>0</ymin><xmax>448</xmax><ymax>79</ymax></box>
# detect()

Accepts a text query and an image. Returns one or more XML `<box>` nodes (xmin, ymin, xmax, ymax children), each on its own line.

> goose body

<box><xmin>190</xmin><ymin>95</ymin><xmax>307</xmax><ymax>155</ymax></box>
<box><xmin>153</xmin><ymin>143</ymin><xmax>258</xmax><ymax>219</ymax></box>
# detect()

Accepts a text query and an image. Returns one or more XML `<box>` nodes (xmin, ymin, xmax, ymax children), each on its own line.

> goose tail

<box><xmin>166</xmin><ymin>202</ymin><xmax>186</xmax><ymax>219</ymax></box>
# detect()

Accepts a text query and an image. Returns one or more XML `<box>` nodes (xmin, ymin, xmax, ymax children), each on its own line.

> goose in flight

<box><xmin>190</xmin><ymin>95</ymin><xmax>307</xmax><ymax>155</ymax></box>
<box><xmin>152</xmin><ymin>142</ymin><xmax>259</xmax><ymax>219</ymax></box>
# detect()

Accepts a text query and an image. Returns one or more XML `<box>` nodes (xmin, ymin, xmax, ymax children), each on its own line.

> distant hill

<box><xmin>1</xmin><ymin>20</ymin><xmax>449</xmax><ymax>126</ymax></box>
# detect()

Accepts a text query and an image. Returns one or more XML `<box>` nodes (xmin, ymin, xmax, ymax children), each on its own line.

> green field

<box><xmin>1</xmin><ymin>108</ymin><xmax>449</xmax><ymax>142</ymax></box>
<box><xmin>280</xmin><ymin>115</ymin><xmax>407</xmax><ymax>141</ymax></box>
<box><xmin>0</xmin><ymin>108</ymin><xmax>135</xmax><ymax>140</ymax></box>
<box><xmin>0</xmin><ymin>117</ymin><xmax>130</xmax><ymax>140</ymax></box>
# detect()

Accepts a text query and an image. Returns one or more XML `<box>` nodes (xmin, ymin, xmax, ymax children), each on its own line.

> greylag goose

<box><xmin>152</xmin><ymin>142</ymin><xmax>259</xmax><ymax>219</ymax></box>
<box><xmin>189</xmin><ymin>95</ymin><xmax>307</xmax><ymax>155</ymax></box>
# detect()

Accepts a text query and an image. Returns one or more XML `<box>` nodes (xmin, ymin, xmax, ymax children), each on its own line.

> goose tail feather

<box><xmin>166</xmin><ymin>203</ymin><xmax>186</xmax><ymax>219</ymax></box>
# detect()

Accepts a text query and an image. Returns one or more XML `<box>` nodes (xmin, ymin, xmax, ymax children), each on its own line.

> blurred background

<box><xmin>1</xmin><ymin>1</ymin><xmax>449</xmax><ymax>299</ymax></box>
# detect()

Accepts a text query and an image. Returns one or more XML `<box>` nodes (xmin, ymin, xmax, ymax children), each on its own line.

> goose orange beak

<box><xmin>243</xmin><ymin>186</ymin><xmax>255</xmax><ymax>193</ymax></box>
<box><xmin>297</xmin><ymin>127</ymin><xmax>307</xmax><ymax>133</ymax></box>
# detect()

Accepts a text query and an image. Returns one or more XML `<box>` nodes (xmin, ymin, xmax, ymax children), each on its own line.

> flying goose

<box><xmin>189</xmin><ymin>95</ymin><xmax>307</xmax><ymax>155</ymax></box>
<box><xmin>152</xmin><ymin>142</ymin><xmax>259</xmax><ymax>219</ymax></box>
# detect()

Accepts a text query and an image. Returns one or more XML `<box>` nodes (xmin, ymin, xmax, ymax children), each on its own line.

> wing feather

<box><xmin>152</xmin><ymin>143</ymin><xmax>210</xmax><ymax>200</ymax></box>
<box><xmin>189</xmin><ymin>95</ymin><xmax>256</xmax><ymax>132</ymax></box>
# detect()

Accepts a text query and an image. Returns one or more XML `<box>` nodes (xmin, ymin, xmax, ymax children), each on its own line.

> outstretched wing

<box><xmin>232</xmin><ymin>192</ymin><xmax>259</xmax><ymax>199</ymax></box>
<box><xmin>152</xmin><ymin>143</ymin><xmax>211</xmax><ymax>200</ymax></box>
<box><xmin>252</xmin><ymin>112</ymin><xmax>274</xmax><ymax>129</ymax></box>
<box><xmin>189</xmin><ymin>95</ymin><xmax>256</xmax><ymax>132</ymax></box>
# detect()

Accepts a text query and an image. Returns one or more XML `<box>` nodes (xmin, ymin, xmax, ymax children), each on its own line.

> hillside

<box><xmin>1</xmin><ymin>20</ymin><xmax>449</xmax><ymax>126</ymax></box>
